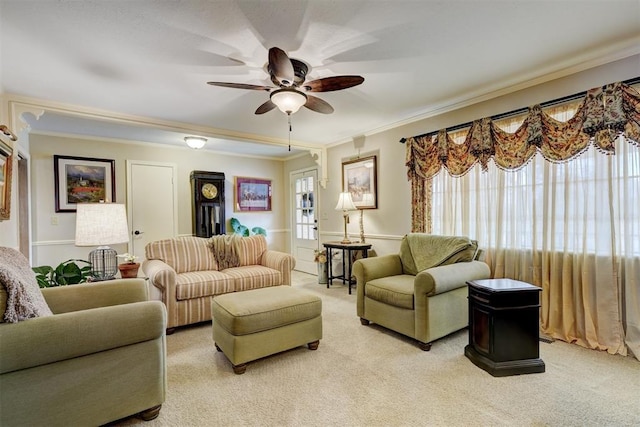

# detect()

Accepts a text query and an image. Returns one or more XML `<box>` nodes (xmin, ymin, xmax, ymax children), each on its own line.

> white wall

<box><xmin>29</xmin><ymin>134</ymin><xmax>288</xmax><ymax>267</ymax></box>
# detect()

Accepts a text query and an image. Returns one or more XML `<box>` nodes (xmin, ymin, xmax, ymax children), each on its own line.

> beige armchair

<box><xmin>0</xmin><ymin>248</ymin><xmax>167</xmax><ymax>427</ymax></box>
<box><xmin>353</xmin><ymin>234</ymin><xmax>491</xmax><ymax>350</ymax></box>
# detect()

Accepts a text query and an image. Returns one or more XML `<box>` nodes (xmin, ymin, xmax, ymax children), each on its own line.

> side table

<box><xmin>465</xmin><ymin>278</ymin><xmax>545</xmax><ymax>377</ymax></box>
<box><xmin>323</xmin><ymin>241</ymin><xmax>372</xmax><ymax>294</ymax></box>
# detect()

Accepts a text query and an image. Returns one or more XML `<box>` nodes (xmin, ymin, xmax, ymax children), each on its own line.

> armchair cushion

<box><xmin>0</xmin><ymin>247</ymin><xmax>52</xmax><ymax>323</ymax></box>
<box><xmin>365</xmin><ymin>275</ymin><xmax>415</xmax><ymax>309</ymax></box>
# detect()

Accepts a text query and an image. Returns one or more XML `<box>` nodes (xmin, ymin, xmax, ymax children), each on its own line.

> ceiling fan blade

<box><xmin>304</xmin><ymin>95</ymin><xmax>334</xmax><ymax>114</ymax></box>
<box><xmin>304</xmin><ymin>75</ymin><xmax>364</xmax><ymax>92</ymax></box>
<box><xmin>207</xmin><ymin>81</ymin><xmax>271</xmax><ymax>91</ymax></box>
<box><xmin>268</xmin><ymin>47</ymin><xmax>295</xmax><ymax>86</ymax></box>
<box><xmin>255</xmin><ymin>100</ymin><xmax>277</xmax><ymax>115</ymax></box>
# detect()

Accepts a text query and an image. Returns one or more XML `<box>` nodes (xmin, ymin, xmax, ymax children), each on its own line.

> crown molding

<box><xmin>3</xmin><ymin>95</ymin><xmax>325</xmax><ymax>152</ymax></box>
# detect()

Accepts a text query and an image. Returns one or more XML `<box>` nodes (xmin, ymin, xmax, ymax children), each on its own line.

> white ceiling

<box><xmin>1</xmin><ymin>0</ymin><xmax>639</xmax><ymax>159</ymax></box>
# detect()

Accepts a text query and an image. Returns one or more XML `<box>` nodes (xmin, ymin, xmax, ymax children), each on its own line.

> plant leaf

<box><xmin>251</xmin><ymin>227</ymin><xmax>267</xmax><ymax>236</ymax></box>
<box><xmin>230</xmin><ymin>217</ymin><xmax>241</xmax><ymax>232</ymax></box>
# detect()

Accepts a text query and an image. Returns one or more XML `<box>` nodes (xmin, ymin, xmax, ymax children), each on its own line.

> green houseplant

<box><xmin>32</xmin><ymin>259</ymin><xmax>92</xmax><ymax>288</ymax></box>
<box><xmin>229</xmin><ymin>217</ymin><xmax>267</xmax><ymax>236</ymax></box>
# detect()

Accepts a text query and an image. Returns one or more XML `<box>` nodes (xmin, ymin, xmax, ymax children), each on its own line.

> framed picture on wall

<box><xmin>342</xmin><ymin>155</ymin><xmax>377</xmax><ymax>209</ymax></box>
<box><xmin>0</xmin><ymin>139</ymin><xmax>13</xmax><ymax>221</ymax></box>
<box><xmin>54</xmin><ymin>155</ymin><xmax>116</xmax><ymax>212</ymax></box>
<box><xmin>234</xmin><ymin>176</ymin><xmax>272</xmax><ymax>212</ymax></box>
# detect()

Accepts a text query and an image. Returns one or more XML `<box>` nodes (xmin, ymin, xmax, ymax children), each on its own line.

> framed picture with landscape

<box><xmin>54</xmin><ymin>155</ymin><xmax>116</xmax><ymax>212</ymax></box>
<box><xmin>234</xmin><ymin>176</ymin><xmax>272</xmax><ymax>212</ymax></box>
<box><xmin>342</xmin><ymin>155</ymin><xmax>377</xmax><ymax>209</ymax></box>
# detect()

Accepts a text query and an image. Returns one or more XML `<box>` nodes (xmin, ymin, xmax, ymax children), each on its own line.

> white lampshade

<box><xmin>76</xmin><ymin>203</ymin><xmax>130</xmax><ymax>281</ymax></box>
<box><xmin>335</xmin><ymin>192</ymin><xmax>357</xmax><ymax>211</ymax></box>
<box><xmin>75</xmin><ymin>203</ymin><xmax>130</xmax><ymax>246</ymax></box>
<box><xmin>184</xmin><ymin>136</ymin><xmax>207</xmax><ymax>149</ymax></box>
<box><xmin>270</xmin><ymin>89</ymin><xmax>307</xmax><ymax>114</ymax></box>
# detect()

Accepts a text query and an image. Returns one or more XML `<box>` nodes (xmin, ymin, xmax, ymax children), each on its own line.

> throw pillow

<box><xmin>0</xmin><ymin>247</ymin><xmax>53</xmax><ymax>323</ymax></box>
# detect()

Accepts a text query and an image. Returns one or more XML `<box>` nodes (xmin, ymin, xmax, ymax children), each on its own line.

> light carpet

<box><xmin>113</xmin><ymin>271</ymin><xmax>640</xmax><ymax>427</ymax></box>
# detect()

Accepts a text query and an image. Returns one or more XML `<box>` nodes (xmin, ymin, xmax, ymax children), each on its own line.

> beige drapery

<box><xmin>405</xmin><ymin>82</ymin><xmax>640</xmax><ymax>359</ymax></box>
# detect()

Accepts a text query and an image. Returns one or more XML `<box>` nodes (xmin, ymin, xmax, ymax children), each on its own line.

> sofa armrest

<box><xmin>354</xmin><ymin>255</ymin><xmax>403</xmax><ymax>317</ymax></box>
<box><xmin>42</xmin><ymin>279</ymin><xmax>148</xmax><ymax>314</ymax></box>
<box><xmin>0</xmin><ymin>301</ymin><xmax>166</xmax><ymax>374</ymax></box>
<box><xmin>142</xmin><ymin>259</ymin><xmax>177</xmax><ymax>293</ymax></box>
<box><xmin>261</xmin><ymin>250</ymin><xmax>296</xmax><ymax>285</ymax></box>
<box><xmin>414</xmin><ymin>260</ymin><xmax>491</xmax><ymax>297</ymax></box>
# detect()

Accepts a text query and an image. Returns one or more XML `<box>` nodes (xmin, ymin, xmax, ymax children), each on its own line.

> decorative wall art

<box><xmin>234</xmin><ymin>176</ymin><xmax>272</xmax><ymax>212</ymax></box>
<box><xmin>54</xmin><ymin>155</ymin><xmax>116</xmax><ymax>212</ymax></box>
<box><xmin>0</xmin><ymin>139</ymin><xmax>13</xmax><ymax>221</ymax></box>
<box><xmin>342</xmin><ymin>155</ymin><xmax>377</xmax><ymax>209</ymax></box>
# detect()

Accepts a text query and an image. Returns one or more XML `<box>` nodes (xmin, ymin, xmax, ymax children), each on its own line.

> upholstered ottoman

<box><xmin>212</xmin><ymin>286</ymin><xmax>322</xmax><ymax>374</ymax></box>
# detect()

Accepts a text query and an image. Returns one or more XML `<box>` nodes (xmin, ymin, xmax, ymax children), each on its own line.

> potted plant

<box><xmin>32</xmin><ymin>259</ymin><xmax>92</xmax><ymax>288</ymax></box>
<box><xmin>314</xmin><ymin>249</ymin><xmax>328</xmax><ymax>285</ymax></box>
<box><xmin>117</xmin><ymin>253</ymin><xmax>140</xmax><ymax>278</ymax></box>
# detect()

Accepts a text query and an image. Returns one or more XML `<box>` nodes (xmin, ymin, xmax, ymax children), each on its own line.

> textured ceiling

<box><xmin>1</xmin><ymin>0</ymin><xmax>639</xmax><ymax>158</ymax></box>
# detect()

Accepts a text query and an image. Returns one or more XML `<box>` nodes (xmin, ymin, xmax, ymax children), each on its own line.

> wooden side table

<box><xmin>465</xmin><ymin>278</ymin><xmax>545</xmax><ymax>377</ymax></box>
<box><xmin>323</xmin><ymin>241</ymin><xmax>372</xmax><ymax>294</ymax></box>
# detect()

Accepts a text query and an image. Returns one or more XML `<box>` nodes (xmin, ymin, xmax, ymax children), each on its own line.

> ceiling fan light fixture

<box><xmin>270</xmin><ymin>89</ymin><xmax>307</xmax><ymax>114</ymax></box>
<box><xmin>184</xmin><ymin>136</ymin><xmax>207</xmax><ymax>149</ymax></box>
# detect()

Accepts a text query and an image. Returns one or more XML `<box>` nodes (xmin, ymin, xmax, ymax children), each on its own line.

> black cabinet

<box><xmin>464</xmin><ymin>278</ymin><xmax>545</xmax><ymax>377</ymax></box>
<box><xmin>190</xmin><ymin>171</ymin><xmax>225</xmax><ymax>237</ymax></box>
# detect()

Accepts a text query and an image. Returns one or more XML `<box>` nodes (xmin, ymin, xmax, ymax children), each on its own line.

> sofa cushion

<box><xmin>145</xmin><ymin>237</ymin><xmax>217</xmax><ymax>274</ymax></box>
<box><xmin>221</xmin><ymin>266</ymin><xmax>282</xmax><ymax>290</ymax></box>
<box><xmin>175</xmin><ymin>270</ymin><xmax>235</xmax><ymax>301</ymax></box>
<box><xmin>235</xmin><ymin>235</ymin><xmax>267</xmax><ymax>266</ymax></box>
<box><xmin>365</xmin><ymin>275</ymin><xmax>415</xmax><ymax>310</ymax></box>
<box><xmin>0</xmin><ymin>247</ymin><xmax>53</xmax><ymax>323</ymax></box>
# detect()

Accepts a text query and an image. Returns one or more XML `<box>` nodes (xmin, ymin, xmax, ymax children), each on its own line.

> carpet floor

<box><xmin>113</xmin><ymin>271</ymin><xmax>640</xmax><ymax>426</ymax></box>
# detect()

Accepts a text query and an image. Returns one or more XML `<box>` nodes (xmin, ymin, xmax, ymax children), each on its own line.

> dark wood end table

<box><xmin>323</xmin><ymin>241</ymin><xmax>372</xmax><ymax>294</ymax></box>
<box><xmin>465</xmin><ymin>278</ymin><xmax>545</xmax><ymax>377</ymax></box>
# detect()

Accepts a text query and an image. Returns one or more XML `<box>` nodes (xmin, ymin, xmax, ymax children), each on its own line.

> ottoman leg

<box><xmin>307</xmin><ymin>340</ymin><xmax>320</xmax><ymax>350</ymax></box>
<box><xmin>233</xmin><ymin>363</ymin><xmax>247</xmax><ymax>375</ymax></box>
<box><xmin>215</xmin><ymin>343</ymin><xmax>222</xmax><ymax>352</ymax></box>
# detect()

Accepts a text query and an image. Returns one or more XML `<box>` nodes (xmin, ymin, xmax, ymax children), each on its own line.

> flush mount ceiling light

<box><xmin>270</xmin><ymin>88</ymin><xmax>308</xmax><ymax>114</ymax></box>
<box><xmin>184</xmin><ymin>136</ymin><xmax>207</xmax><ymax>149</ymax></box>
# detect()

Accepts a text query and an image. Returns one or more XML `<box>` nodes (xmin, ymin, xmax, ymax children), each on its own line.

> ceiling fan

<box><xmin>207</xmin><ymin>47</ymin><xmax>364</xmax><ymax>115</ymax></box>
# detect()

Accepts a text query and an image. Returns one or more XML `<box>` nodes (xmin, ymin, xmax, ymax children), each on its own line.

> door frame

<box><xmin>126</xmin><ymin>160</ymin><xmax>179</xmax><ymax>253</ymax></box>
<box><xmin>17</xmin><ymin>149</ymin><xmax>32</xmax><ymax>261</ymax></box>
<box><xmin>289</xmin><ymin>166</ymin><xmax>320</xmax><ymax>272</ymax></box>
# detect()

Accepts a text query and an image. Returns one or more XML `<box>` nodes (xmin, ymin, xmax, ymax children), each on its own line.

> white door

<box><xmin>127</xmin><ymin>161</ymin><xmax>178</xmax><ymax>260</ymax></box>
<box><xmin>291</xmin><ymin>168</ymin><xmax>319</xmax><ymax>274</ymax></box>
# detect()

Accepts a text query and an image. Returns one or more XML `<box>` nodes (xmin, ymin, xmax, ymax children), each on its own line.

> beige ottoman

<box><xmin>211</xmin><ymin>286</ymin><xmax>322</xmax><ymax>374</ymax></box>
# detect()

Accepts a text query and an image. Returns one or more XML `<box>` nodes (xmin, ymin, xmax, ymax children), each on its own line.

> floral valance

<box><xmin>405</xmin><ymin>82</ymin><xmax>640</xmax><ymax>180</ymax></box>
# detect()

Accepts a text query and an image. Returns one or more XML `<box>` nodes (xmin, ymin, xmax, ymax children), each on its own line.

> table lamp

<box><xmin>358</xmin><ymin>193</ymin><xmax>375</xmax><ymax>243</ymax></box>
<box><xmin>335</xmin><ymin>192</ymin><xmax>357</xmax><ymax>244</ymax></box>
<box><xmin>75</xmin><ymin>202</ymin><xmax>130</xmax><ymax>281</ymax></box>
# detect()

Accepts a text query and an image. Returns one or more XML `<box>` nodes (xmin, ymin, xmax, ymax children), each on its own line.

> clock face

<box><xmin>201</xmin><ymin>183</ymin><xmax>218</xmax><ymax>199</ymax></box>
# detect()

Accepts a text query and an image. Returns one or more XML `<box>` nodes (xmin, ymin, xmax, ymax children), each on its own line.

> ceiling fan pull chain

<box><xmin>288</xmin><ymin>113</ymin><xmax>292</xmax><ymax>151</ymax></box>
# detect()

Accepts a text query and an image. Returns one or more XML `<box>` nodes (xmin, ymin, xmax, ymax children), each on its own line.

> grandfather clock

<box><xmin>190</xmin><ymin>171</ymin><xmax>225</xmax><ymax>237</ymax></box>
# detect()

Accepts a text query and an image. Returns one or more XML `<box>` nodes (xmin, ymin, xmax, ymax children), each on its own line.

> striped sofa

<box><xmin>142</xmin><ymin>235</ymin><xmax>295</xmax><ymax>332</ymax></box>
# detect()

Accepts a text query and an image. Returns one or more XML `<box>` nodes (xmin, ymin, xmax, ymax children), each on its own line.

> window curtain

<box><xmin>404</xmin><ymin>82</ymin><xmax>640</xmax><ymax>359</ymax></box>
